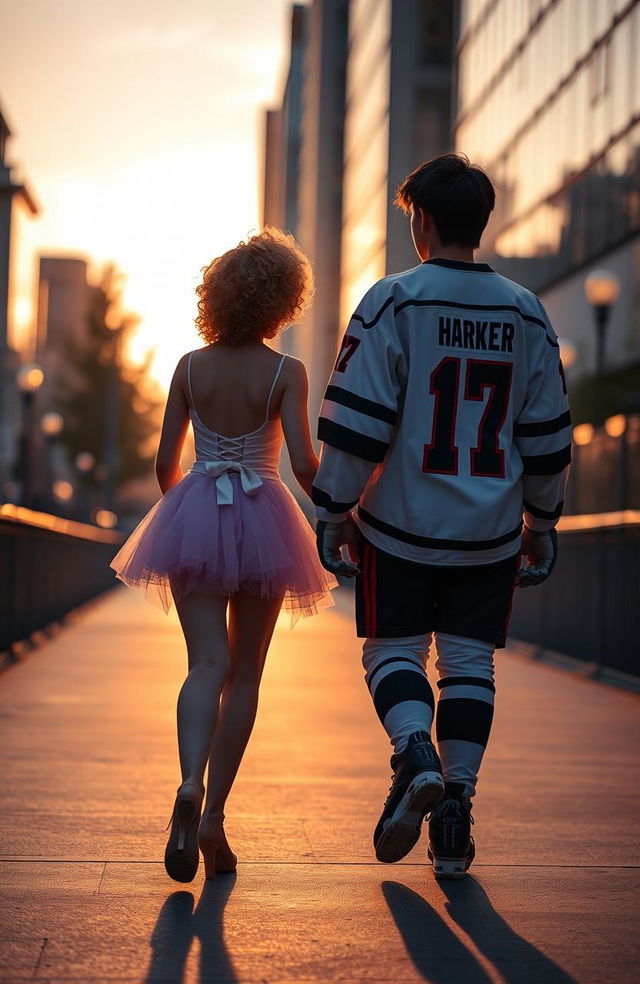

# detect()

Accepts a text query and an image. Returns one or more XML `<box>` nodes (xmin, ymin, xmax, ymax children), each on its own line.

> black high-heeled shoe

<box><xmin>164</xmin><ymin>778</ymin><xmax>205</xmax><ymax>883</ymax></box>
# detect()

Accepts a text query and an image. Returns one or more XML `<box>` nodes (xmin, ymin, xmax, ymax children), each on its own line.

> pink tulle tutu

<box><xmin>110</xmin><ymin>471</ymin><xmax>338</xmax><ymax>620</ymax></box>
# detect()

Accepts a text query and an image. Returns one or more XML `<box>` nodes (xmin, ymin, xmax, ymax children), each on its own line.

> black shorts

<box><xmin>355</xmin><ymin>535</ymin><xmax>520</xmax><ymax>647</ymax></box>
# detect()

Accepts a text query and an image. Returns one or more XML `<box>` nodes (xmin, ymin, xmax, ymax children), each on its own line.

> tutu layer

<box><xmin>111</xmin><ymin>472</ymin><xmax>338</xmax><ymax>620</ymax></box>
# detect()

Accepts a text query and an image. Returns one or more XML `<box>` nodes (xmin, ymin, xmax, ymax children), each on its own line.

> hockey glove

<box><xmin>516</xmin><ymin>527</ymin><xmax>558</xmax><ymax>588</ymax></box>
<box><xmin>316</xmin><ymin>516</ymin><xmax>360</xmax><ymax>578</ymax></box>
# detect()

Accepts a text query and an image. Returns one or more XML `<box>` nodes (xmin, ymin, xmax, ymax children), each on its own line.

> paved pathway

<box><xmin>1</xmin><ymin>585</ymin><xmax>639</xmax><ymax>982</ymax></box>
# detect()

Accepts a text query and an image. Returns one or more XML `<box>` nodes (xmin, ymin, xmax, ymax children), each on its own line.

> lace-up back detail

<box><xmin>187</xmin><ymin>352</ymin><xmax>286</xmax><ymax>498</ymax></box>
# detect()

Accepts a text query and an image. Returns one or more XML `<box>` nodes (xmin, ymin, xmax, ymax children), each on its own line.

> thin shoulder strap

<box><xmin>186</xmin><ymin>351</ymin><xmax>195</xmax><ymax>410</ymax></box>
<box><xmin>264</xmin><ymin>354</ymin><xmax>287</xmax><ymax>421</ymax></box>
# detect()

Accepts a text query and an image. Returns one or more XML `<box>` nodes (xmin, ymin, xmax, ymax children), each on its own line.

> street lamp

<box><xmin>75</xmin><ymin>451</ymin><xmax>95</xmax><ymax>474</ymax></box>
<box><xmin>584</xmin><ymin>269</ymin><xmax>620</xmax><ymax>375</ymax></box>
<box><xmin>16</xmin><ymin>364</ymin><xmax>44</xmax><ymax>394</ymax></box>
<box><xmin>41</xmin><ymin>412</ymin><xmax>63</xmax><ymax>438</ymax></box>
<box><xmin>75</xmin><ymin>451</ymin><xmax>96</xmax><ymax>521</ymax></box>
<box><xmin>15</xmin><ymin>363</ymin><xmax>45</xmax><ymax>507</ymax></box>
<box><xmin>41</xmin><ymin>412</ymin><xmax>64</xmax><ymax>512</ymax></box>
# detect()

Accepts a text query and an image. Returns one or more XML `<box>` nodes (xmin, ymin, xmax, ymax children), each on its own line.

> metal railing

<box><xmin>509</xmin><ymin>511</ymin><xmax>640</xmax><ymax>678</ymax></box>
<box><xmin>0</xmin><ymin>504</ymin><xmax>123</xmax><ymax>654</ymax></box>
<box><xmin>565</xmin><ymin>414</ymin><xmax>640</xmax><ymax>514</ymax></box>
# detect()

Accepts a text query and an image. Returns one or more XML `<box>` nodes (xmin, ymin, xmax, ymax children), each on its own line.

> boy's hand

<box><xmin>316</xmin><ymin>515</ymin><xmax>360</xmax><ymax>577</ymax></box>
<box><xmin>516</xmin><ymin>527</ymin><xmax>558</xmax><ymax>587</ymax></box>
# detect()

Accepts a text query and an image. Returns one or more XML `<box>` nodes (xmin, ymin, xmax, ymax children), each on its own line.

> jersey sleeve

<box><xmin>514</xmin><ymin>301</ymin><xmax>572</xmax><ymax>531</ymax></box>
<box><xmin>312</xmin><ymin>289</ymin><xmax>403</xmax><ymax>523</ymax></box>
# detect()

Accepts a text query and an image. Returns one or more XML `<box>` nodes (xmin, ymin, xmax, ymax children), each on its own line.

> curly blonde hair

<box><xmin>195</xmin><ymin>227</ymin><xmax>314</xmax><ymax>346</ymax></box>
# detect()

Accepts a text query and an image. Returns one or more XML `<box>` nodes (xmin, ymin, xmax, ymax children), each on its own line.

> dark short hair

<box><xmin>395</xmin><ymin>153</ymin><xmax>495</xmax><ymax>248</ymax></box>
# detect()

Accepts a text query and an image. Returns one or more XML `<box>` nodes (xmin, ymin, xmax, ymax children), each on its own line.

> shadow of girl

<box><xmin>145</xmin><ymin>875</ymin><xmax>238</xmax><ymax>983</ymax></box>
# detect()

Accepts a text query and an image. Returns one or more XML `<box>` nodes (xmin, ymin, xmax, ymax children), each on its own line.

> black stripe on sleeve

<box><xmin>318</xmin><ymin>419</ymin><xmax>390</xmax><ymax>462</ymax></box>
<box><xmin>514</xmin><ymin>411</ymin><xmax>572</xmax><ymax>437</ymax></box>
<box><xmin>521</xmin><ymin>445</ymin><xmax>572</xmax><ymax>476</ymax></box>
<box><xmin>358</xmin><ymin>507</ymin><xmax>523</xmax><ymax>551</ymax></box>
<box><xmin>351</xmin><ymin>295</ymin><xmax>394</xmax><ymax>330</ymax></box>
<box><xmin>311</xmin><ymin>485</ymin><xmax>359</xmax><ymax>515</ymax></box>
<box><xmin>523</xmin><ymin>499</ymin><xmax>564</xmax><ymax>520</ymax></box>
<box><xmin>437</xmin><ymin>676</ymin><xmax>496</xmax><ymax>693</ymax></box>
<box><xmin>324</xmin><ymin>386</ymin><xmax>398</xmax><ymax>426</ymax></box>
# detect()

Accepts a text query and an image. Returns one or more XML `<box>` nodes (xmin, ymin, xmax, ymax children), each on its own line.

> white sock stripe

<box><xmin>383</xmin><ymin>701</ymin><xmax>435</xmax><ymax>745</ymax></box>
<box><xmin>437</xmin><ymin>737</ymin><xmax>485</xmax><ymax>799</ymax></box>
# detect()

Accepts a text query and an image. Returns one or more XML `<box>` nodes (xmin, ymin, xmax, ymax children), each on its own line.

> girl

<box><xmin>111</xmin><ymin>228</ymin><xmax>337</xmax><ymax>882</ymax></box>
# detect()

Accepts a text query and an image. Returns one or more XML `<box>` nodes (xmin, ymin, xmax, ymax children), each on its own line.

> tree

<box><xmin>53</xmin><ymin>265</ymin><xmax>163</xmax><ymax>498</ymax></box>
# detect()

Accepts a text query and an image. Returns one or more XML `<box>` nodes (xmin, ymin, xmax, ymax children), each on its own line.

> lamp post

<box><xmin>40</xmin><ymin>412</ymin><xmax>64</xmax><ymax>512</ymax></box>
<box><xmin>584</xmin><ymin>269</ymin><xmax>620</xmax><ymax>376</ymax></box>
<box><xmin>75</xmin><ymin>451</ymin><xmax>95</xmax><ymax>521</ymax></box>
<box><xmin>15</xmin><ymin>363</ymin><xmax>45</xmax><ymax>507</ymax></box>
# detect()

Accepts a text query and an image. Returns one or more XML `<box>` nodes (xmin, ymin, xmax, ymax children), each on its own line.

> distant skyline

<box><xmin>0</xmin><ymin>0</ymin><xmax>296</xmax><ymax>387</ymax></box>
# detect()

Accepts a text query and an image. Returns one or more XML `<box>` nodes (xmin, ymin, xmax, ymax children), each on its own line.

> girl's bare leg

<box><xmin>174</xmin><ymin>591</ymin><xmax>230</xmax><ymax>784</ymax></box>
<box><xmin>203</xmin><ymin>591</ymin><xmax>283</xmax><ymax>817</ymax></box>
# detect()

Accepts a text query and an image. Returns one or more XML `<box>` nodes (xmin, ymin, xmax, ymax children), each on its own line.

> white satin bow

<box><xmin>200</xmin><ymin>460</ymin><xmax>263</xmax><ymax>505</ymax></box>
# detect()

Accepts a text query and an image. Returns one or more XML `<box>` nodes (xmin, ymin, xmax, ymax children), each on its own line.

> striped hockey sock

<box><xmin>434</xmin><ymin>632</ymin><xmax>496</xmax><ymax>799</ymax></box>
<box><xmin>362</xmin><ymin>635</ymin><xmax>434</xmax><ymax>754</ymax></box>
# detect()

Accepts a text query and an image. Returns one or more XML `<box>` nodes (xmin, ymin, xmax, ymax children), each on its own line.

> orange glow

<box><xmin>604</xmin><ymin>414</ymin><xmax>626</xmax><ymax>438</ymax></box>
<box><xmin>52</xmin><ymin>480</ymin><xmax>74</xmax><ymax>501</ymax></box>
<box><xmin>584</xmin><ymin>269</ymin><xmax>621</xmax><ymax>307</ymax></box>
<box><xmin>16</xmin><ymin>366</ymin><xmax>45</xmax><ymax>392</ymax></box>
<box><xmin>572</xmin><ymin>423</ymin><xmax>594</xmax><ymax>446</ymax></box>
<box><xmin>95</xmin><ymin>509</ymin><xmax>118</xmax><ymax>529</ymax></box>
<box><xmin>0</xmin><ymin>503</ymin><xmax>121</xmax><ymax>543</ymax></box>
<box><xmin>41</xmin><ymin>412</ymin><xmax>64</xmax><ymax>436</ymax></box>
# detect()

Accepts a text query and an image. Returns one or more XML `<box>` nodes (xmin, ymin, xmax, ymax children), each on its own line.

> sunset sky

<box><xmin>0</xmin><ymin>0</ymin><xmax>295</xmax><ymax>388</ymax></box>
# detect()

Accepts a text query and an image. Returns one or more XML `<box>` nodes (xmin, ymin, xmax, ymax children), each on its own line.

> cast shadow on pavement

<box><xmin>145</xmin><ymin>875</ymin><xmax>238</xmax><ymax>983</ymax></box>
<box><xmin>383</xmin><ymin>878</ymin><xmax>578</xmax><ymax>984</ymax></box>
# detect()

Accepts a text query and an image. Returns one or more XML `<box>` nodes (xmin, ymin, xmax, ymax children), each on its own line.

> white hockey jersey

<box><xmin>313</xmin><ymin>258</ymin><xmax>572</xmax><ymax>566</ymax></box>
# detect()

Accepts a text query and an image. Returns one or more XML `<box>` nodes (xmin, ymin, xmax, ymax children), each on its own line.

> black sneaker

<box><xmin>427</xmin><ymin>781</ymin><xmax>475</xmax><ymax>879</ymax></box>
<box><xmin>374</xmin><ymin>731</ymin><xmax>444</xmax><ymax>863</ymax></box>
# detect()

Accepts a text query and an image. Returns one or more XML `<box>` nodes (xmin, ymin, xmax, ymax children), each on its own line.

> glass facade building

<box><xmin>340</xmin><ymin>0</ymin><xmax>455</xmax><ymax>327</ymax></box>
<box><xmin>455</xmin><ymin>0</ymin><xmax>640</xmax><ymax>374</ymax></box>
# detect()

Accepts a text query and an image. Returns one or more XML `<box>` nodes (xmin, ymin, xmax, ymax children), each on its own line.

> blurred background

<box><xmin>0</xmin><ymin>0</ymin><xmax>638</xmax><ymax>530</ymax></box>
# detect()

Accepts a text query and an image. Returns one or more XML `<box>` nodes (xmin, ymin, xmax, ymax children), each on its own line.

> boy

<box><xmin>313</xmin><ymin>154</ymin><xmax>571</xmax><ymax>878</ymax></box>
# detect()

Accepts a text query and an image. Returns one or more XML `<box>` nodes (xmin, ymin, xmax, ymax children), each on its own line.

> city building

<box><xmin>454</xmin><ymin>0</ymin><xmax>640</xmax><ymax>377</ymax></box>
<box><xmin>37</xmin><ymin>256</ymin><xmax>90</xmax><ymax>394</ymax></box>
<box><xmin>339</xmin><ymin>0</ymin><xmax>457</xmax><ymax>328</ymax></box>
<box><xmin>293</xmin><ymin>0</ymin><xmax>349</xmax><ymax>422</ymax></box>
<box><xmin>261</xmin><ymin>3</ymin><xmax>308</xmax><ymax>239</ymax></box>
<box><xmin>0</xmin><ymin>100</ymin><xmax>40</xmax><ymax>492</ymax></box>
<box><xmin>262</xmin><ymin>3</ymin><xmax>308</xmax><ymax>362</ymax></box>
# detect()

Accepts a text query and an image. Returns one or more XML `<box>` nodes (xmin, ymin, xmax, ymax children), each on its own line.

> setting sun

<box><xmin>0</xmin><ymin>0</ymin><xmax>295</xmax><ymax>389</ymax></box>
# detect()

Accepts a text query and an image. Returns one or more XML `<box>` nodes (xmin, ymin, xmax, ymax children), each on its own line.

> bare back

<box><xmin>156</xmin><ymin>341</ymin><xmax>319</xmax><ymax>497</ymax></box>
<box><xmin>188</xmin><ymin>344</ymin><xmax>285</xmax><ymax>437</ymax></box>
